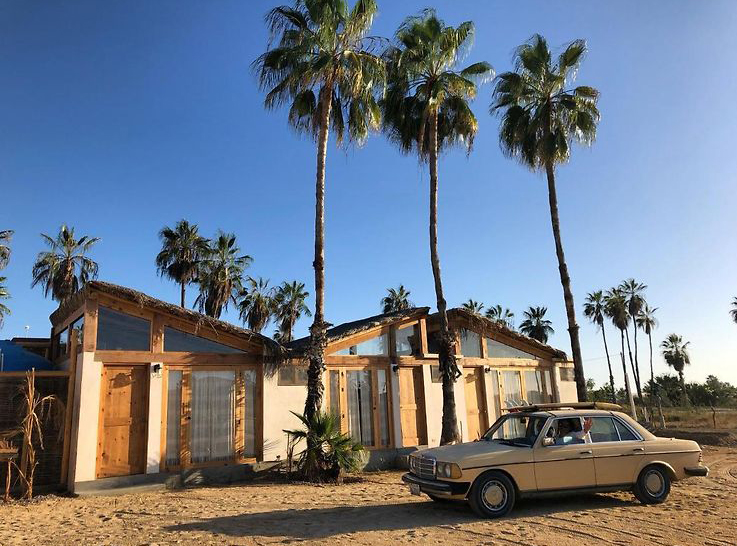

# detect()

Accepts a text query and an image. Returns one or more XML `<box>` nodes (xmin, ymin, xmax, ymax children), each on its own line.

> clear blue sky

<box><xmin>1</xmin><ymin>1</ymin><xmax>736</xmax><ymax>387</ymax></box>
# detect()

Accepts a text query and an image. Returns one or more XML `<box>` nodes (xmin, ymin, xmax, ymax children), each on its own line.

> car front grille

<box><xmin>412</xmin><ymin>455</ymin><xmax>436</xmax><ymax>480</ymax></box>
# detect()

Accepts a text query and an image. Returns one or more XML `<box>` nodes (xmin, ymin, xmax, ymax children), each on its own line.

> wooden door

<box><xmin>97</xmin><ymin>365</ymin><xmax>148</xmax><ymax>478</ymax></box>
<box><xmin>398</xmin><ymin>367</ymin><xmax>427</xmax><ymax>446</ymax></box>
<box><xmin>464</xmin><ymin>367</ymin><xmax>488</xmax><ymax>440</ymax></box>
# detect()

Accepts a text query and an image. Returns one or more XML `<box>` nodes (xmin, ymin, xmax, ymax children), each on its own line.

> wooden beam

<box><xmin>59</xmin><ymin>329</ymin><xmax>79</xmax><ymax>486</ymax></box>
<box><xmin>83</xmin><ymin>298</ymin><xmax>98</xmax><ymax>353</ymax></box>
<box><xmin>93</xmin><ymin>351</ymin><xmax>262</xmax><ymax>365</ymax></box>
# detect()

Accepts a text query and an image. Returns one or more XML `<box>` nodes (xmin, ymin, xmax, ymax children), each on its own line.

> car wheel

<box><xmin>634</xmin><ymin>465</ymin><xmax>671</xmax><ymax>504</ymax></box>
<box><xmin>468</xmin><ymin>471</ymin><xmax>516</xmax><ymax>518</ymax></box>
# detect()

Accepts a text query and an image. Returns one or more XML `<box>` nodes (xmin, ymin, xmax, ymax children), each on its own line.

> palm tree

<box><xmin>619</xmin><ymin>278</ymin><xmax>647</xmax><ymax>401</ymax></box>
<box><xmin>583</xmin><ymin>290</ymin><xmax>616</xmax><ymax>403</ymax></box>
<box><xmin>254</xmin><ymin>0</ymin><xmax>384</xmax><ymax>422</ymax></box>
<box><xmin>195</xmin><ymin>232</ymin><xmax>251</xmax><ymax>319</ymax></box>
<box><xmin>381</xmin><ymin>285</ymin><xmax>412</xmax><ymax>313</ymax></box>
<box><xmin>31</xmin><ymin>225</ymin><xmax>100</xmax><ymax>303</ymax></box>
<box><xmin>273</xmin><ymin>281</ymin><xmax>312</xmax><ymax>343</ymax></box>
<box><xmin>604</xmin><ymin>288</ymin><xmax>636</xmax><ymax>417</ymax></box>
<box><xmin>636</xmin><ymin>304</ymin><xmax>658</xmax><ymax>398</ymax></box>
<box><xmin>484</xmin><ymin>304</ymin><xmax>515</xmax><ymax>330</ymax></box>
<box><xmin>156</xmin><ymin>220</ymin><xmax>210</xmax><ymax>308</ymax></box>
<box><xmin>731</xmin><ymin>297</ymin><xmax>737</xmax><ymax>324</ymax></box>
<box><xmin>462</xmin><ymin>299</ymin><xmax>484</xmax><ymax>315</ymax></box>
<box><xmin>238</xmin><ymin>277</ymin><xmax>275</xmax><ymax>334</ymax></box>
<box><xmin>0</xmin><ymin>230</ymin><xmax>13</xmax><ymax>270</ymax></box>
<box><xmin>519</xmin><ymin>306</ymin><xmax>554</xmax><ymax>343</ymax></box>
<box><xmin>491</xmin><ymin>35</ymin><xmax>600</xmax><ymax>402</ymax></box>
<box><xmin>661</xmin><ymin>334</ymin><xmax>691</xmax><ymax>406</ymax></box>
<box><xmin>382</xmin><ymin>10</ymin><xmax>493</xmax><ymax>445</ymax></box>
<box><xmin>0</xmin><ymin>277</ymin><xmax>10</xmax><ymax>328</ymax></box>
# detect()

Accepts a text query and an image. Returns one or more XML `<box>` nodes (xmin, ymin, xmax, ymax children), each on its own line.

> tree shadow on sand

<box><xmin>162</xmin><ymin>493</ymin><xmax>637</xmax><ymax>540</ymax></box>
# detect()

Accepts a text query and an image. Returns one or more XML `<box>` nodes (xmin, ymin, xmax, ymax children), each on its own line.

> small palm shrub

<box><xmin>284</xmin><ymin>411</ymin><xmax>365</xmax><ymax>483</ymax></box>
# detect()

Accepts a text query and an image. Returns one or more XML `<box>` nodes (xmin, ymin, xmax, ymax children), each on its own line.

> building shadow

<box><xmin>162</xmin><ymin>493</ymin><xmax>636</xmax><ymax>540</ymax></box>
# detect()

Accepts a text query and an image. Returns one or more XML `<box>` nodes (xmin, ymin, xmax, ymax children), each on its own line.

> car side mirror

<box><xmin>542</xmin><ymin>437</ymin><xmax>555</xmax><ymax>447</ymax></box>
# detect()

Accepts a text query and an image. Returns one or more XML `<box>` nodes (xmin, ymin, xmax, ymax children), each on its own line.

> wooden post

<box><xmin>418</xmin><ymin>319</ymin><xmax>429</xmax><ymax>357</ymax></box>
<box><xmin>60</xmin><ymin>328</ymin><xmax>79</xmax><ymax>487</ymax></box>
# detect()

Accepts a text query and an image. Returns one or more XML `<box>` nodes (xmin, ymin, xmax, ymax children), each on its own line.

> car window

<box><xmin>614</xmin><ymin>418</ymin><xmax>638</xmax><ymax>441</ymax></box>
<box><xmin>548</xmin><ymin>417</ymin><xmax>587</xmax><ymax>445</ymax></box>
<box><xmin>483</xmin><ymin>414</ymin><xmax>547</xmax><ymax>447</ymax></box>
<box><xmin>589</xmin><ymin>417</ymin><xmax>619</xmax><ymax>443</ymax></box>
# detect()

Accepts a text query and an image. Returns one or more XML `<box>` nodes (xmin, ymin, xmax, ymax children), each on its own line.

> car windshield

<box><xmin>481</xmin><ymin>414</ymin><xmax>548</xmax><ymax>447</ymax></box>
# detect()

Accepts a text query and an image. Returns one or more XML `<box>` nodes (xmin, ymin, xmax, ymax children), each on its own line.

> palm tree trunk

<box><xmin>544</xmin><ymin>161</ymin><xmax>586</xmax><ymax>401</ymax></box>
<box><xmin>679</xmin><ymin>370</ymin><xmax>690</xmax><ymax>407</ymax></box>
<box><xmin>648</xmin><ymin>331</ymin><xmax>655</xmax><ymax>419</ymax></box>
<box><xmin>624</xmin><ymin>327</ymin><xmax>643</xmax><ymax>401</ymax></box>
<box><xmin>304</xmin><ymin>84</ymin><xmax>333</xmax><ymax>421</ymax></box>
<box><xmin>429</xmin><ymin>109</ymin><xmax>460</xmax><ymax>445</ymax></box>
<box><xmin>620</xmin><ymin>330</ymin><xmax>637</xmax><ymax>419</ymax></box>
<box><xmin>180</xmin><ymin>282</ymin><xmax>186</xmax><ymax>308</ymax></box>
<box><xmin>633</xmin><ymin>322</ymin><xmax>642</xmax><ymax>400</ymax></box>
<box><xmin>600</xmin><ymin>324</ymin><xmax>616</xmax><ymax>404</ymax></box>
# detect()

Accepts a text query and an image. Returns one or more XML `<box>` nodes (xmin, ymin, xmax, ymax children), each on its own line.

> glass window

<box><xmin>486</xmin><ymin>338</ymin><xmax>536</xmax><ymax>359</ymax></box>
<box><xmin>377</xmin><ymin>370</ymin><xmax>390</xmax><ymax>447</ymax></box>
<box><xmin>278</xmin><ymin>365</ymin><xmax>308</xmax><ymax>386</ymax></box>
<box><xmin>460</xmin><ymin>329</ymin><xmax>481</xmax><ymax>358</ymax></box>
<box><xmin>430</xmin><ymin>365</ymin><xmax>442</xmax><ymax>383</ymax></box>
<box><xmin>69</xmin><ymin>315</ymin><xmax>84</xmax><ymax>348</ymax></box>
<box><xmin>190</xmin><ymin>370</ymin><xmax>235</xmax><ymax>463</ymax></box>
<box><xmin>56</xmin><ymin>328</ymin><xmax>68</xmax><ymax>357</ymax></box>
<box><xmin>164</xmin><ymin>326</ymin><xmax>243</xmax><ymax>353</ymax></box>
<box><xmin>524</xmin><ymin>370</ymin><xmax>552</xmax><ymax>404</ymax></box>
<box><xmin>614</xmin><ymin>418</ymin><xmax>638</xmax><ymax>441</ymax></box>
<box><xmin>427</xmin><ymin>330</ymin><xmax>441</xmax><ymax>354</ymax></box>
<box><xmin>243</xmin><ymin>369</ymin><xmax>257</xmax><ymax>458</ymax></box>
<box><xmin>329</xmin><ymin>370</ymin><xmax>341</xmax><ymax>418</ymax></box>
<box><xmin>97</xmin><ymin>306</ymin><xmax>151</xmax><ymax>351</ymax></box>
<box><xmin>590</xmin><ymin>417</ymin><xmax>620</xmax><ymax>443</ymax></box>
<box><xmin>559</xmin><ymin>367</ymin><xmax>575</xmax><ymax>381</ymax></box>
<box><xmin>165</xmin><ymin>370</ymin><xmax>182</xmax><ymax>467</ymax></box>
<box><xmin>502</xmin><ymin>370</ymin><xmax>523</xmax><ymax>408</ymax></box>
<box><xmin>331</xmin><ymin>334</ymin><xmax>388</xmax><ymax>356</ymax></box>
<box><xmin>483</xmin><ymin>414</ymin><xmax>547</xmax><ymax>447</ymax></box>
<box><xmin>346</xmin><ymin>370</ymin><xmax>374</xmax><ymax>446</ymax></box>
<box><xmin>490</xmin><ymin>372</ymin><xmax>501</xmax><ymax>420</ymax></box>
<box><xmin>395</xmin><ymin>325</ymin><xmax>419</xmax><ymax>356</ymax></box>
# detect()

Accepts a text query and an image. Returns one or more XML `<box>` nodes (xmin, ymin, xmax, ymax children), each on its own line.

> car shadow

<box><xmin>162</xmin><ymin>493</ymin><xmax>637</xmax><ymax>540</ymax></box>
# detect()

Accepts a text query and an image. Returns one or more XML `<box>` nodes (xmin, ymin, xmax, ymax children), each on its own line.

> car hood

<box><xmin>415</xmin><ymin>440</ymin><xmax>533</xmax><ymax>468</ymax></box>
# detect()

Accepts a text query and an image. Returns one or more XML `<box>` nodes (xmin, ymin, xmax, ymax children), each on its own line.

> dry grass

<box><xmin>660</xmin><ymin>407</ymin><xmax>737</xmax><ymax>430</ymax></box>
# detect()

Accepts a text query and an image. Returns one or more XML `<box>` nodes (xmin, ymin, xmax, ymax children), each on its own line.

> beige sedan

<box><xmin>403</xmin><ymin>403</ymin><xmax>708</xmax><ymax>518</ymax></box>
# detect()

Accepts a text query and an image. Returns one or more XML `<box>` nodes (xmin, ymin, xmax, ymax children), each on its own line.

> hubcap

<box><xmin>644</xmin><ymin>470</ymin><xmax>665</xmax><ymax>496</ymax></box>
<box><xmin>481</xmin><ymin>480</ymin><xmax>507</xmax><ymax>511</ymax></box>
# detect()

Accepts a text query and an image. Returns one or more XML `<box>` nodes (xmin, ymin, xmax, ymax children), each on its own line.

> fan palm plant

<box><xmin>583</xmin><ymin>290</ymin><xmax>615</xmax><ymax>403</ymax></box>
<box><xmin>636</xmin><ymin>304</ymin><xmax>659</xmax><ymax>397</ymax></box>
<box><xmin>195</xmin><ymin>232</ymin><xmax>251</xmax><ymax>319</ymax></box>
<box><xmin>462</xmin><ymin>299</ymin><xmax>484</xmax><ymax>315</ymax></box>
<box><xmin>381</xmin><ymin>285</ymin><xmax>412</xmax><ymax>313</ymax></box>
<box><xmin>731</xmin><ymin>297</ymin><xmax>737</xmax><ymax>324</ymax></box>
<box><xmin>484</xmin><ymin>304</ymin><xmax>515</xmax><ymax>329</ymax></box>
<box><xmin>491</xmin><ymin>35</ymin><xmax>600</xmax><ymax>402</ymax></box>
<box><xmin>0</xmin><ymin>277</ymin><xmax>10</xmax><ymax>328</ymax></box>
<box><xmin>519</xmin><ymin>306</ymin><xmax>554</xmax><ymax>343</ymax></box>
<box><xmin>619</xmin><ymin>278</ymin><xmax>647</xmax><ymax>401</ymax></box>
<box><xmin>661</xmin><ymin>334</ymin><xmax>691</xmax><ymax>406</ymax></box>
<box><xmin>155</xmin><ymin>220</ymin><xmax>210</xmax><ymax>308</ymax></box>
<box><xmin>273</xmin><ymin>281</ymin><xmax>312</xmax><ymax>343</ymax></box>
<box><xmin>0</xmin><ymin>230</ymin><xmax>13</xmax><ymax>270</ymax></box>
<box><xmin>238</xmin><ymin>277</ymin><xmax>275</xmax><ymax>333</ymax></box>
<box><xmin>604</xmin><ymin>288</ymin><xmax>636</xmax><ymax>417</ymax></box>
<box><xmin>31</xmin><ymin>225</ymin><xmax>100</xmax><ymax>303</ymax></box>
<box><xmin>254</xmin><ymin>0</ymin><xmax>385</xmax><ymax>422</ymax></box>
<box><xmin>381</xmin><ymin>9</ymin><xmax>493</xmax><ymax>444</ymax></box>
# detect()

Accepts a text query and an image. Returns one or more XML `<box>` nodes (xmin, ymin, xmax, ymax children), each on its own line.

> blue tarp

<box><xmin>0</xmin><ymin>340</ymin><xmax>54</xmax><ymax>371</ymax></box>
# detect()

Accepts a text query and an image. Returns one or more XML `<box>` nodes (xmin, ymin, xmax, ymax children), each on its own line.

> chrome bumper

<box><xmin>684</xmin><ymin>465</ymin><xmax>709</xmax><ymax>477</ymax></box>
<box><xmin>402</xmin><ymin>473</ymin><xmax>470</xmax><ymax>496</ymax></box>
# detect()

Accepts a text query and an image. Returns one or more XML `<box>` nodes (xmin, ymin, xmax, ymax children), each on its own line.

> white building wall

<box><xmin>261</xmin><ymin>372</ymin><xmax>306</xmax><ymax>461</ymax></box>
<box><xmin>68</xmin><ymin>352</ymin><xmax>101</xmax><ymax>489</ymax></box>
<box><xmin>146</xmin><ymin>363</ymin><xmax>163</xmax><ymax>473</ymax></box>
<box><xmin>555</xmin><ymin>364</ymin><xmax>579</xmax><ymax>402</ymax></box>
<box><xmin>421</xmin><ymin>365</ymin><xmax>469</xmax><ymax>446</ymax></box>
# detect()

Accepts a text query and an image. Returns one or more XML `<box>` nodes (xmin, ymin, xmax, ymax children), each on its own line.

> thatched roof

<box><xmin>287</xmin><ymin>307</ymin><xmax>430</xmax><ymax>354</ymax></box>
<box><xmin>49</xmin><ymin>280</ymin><xmax>279</xmax><ymax>352</ymax></box>
<box><xmin>446</xmin><ymin>308</ymin><xmax>568</xmax><ymax>359</ymax></box>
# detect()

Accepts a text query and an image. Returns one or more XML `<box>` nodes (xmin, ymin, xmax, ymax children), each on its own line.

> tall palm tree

<box><xmin>381</xmin><ymin>285</ymin><xmax>412</xmax><ymax>313</ymax></box>
<box><xmin>156</xmin><ymin>220</ymin><xmax>210</xmax><ymax>308</ymax></box>
<box><xmin>381</xmin><ymin>9</ymin><xmax>493</xmax><ymax>444</ymax></box>
<box><xmin>31</xmin><ymin>225</ymin><xmax>100</xmax><ymax>303</ymax></box>
<box><xmin>604</xmin><ymin>288</ymin><xmax>636</xmax><ymax>417</ymax></box>
<box><xmin>661</xmin><ymin>334</ymin><xmax>691</xmax><ymax>406</ymax></box>
<box><xmin>731</xmin><ymin>297</ymin><xmax>737</xmax><ymax>324</ymax></box>
<box><xmin>238</xmin><ymin>277</ymin><xmax>275</xmax><ymax>333</ymax></box>
<box><xmin>619</xmin><ymin>278</ymin><xmax>647</xmax><ymax>401</ymax></box>
<box><xmin>254</xmin><ymin>0</ymin><xmax>384</xmax><ymax>422</ymax></box>
<box><xmin>0</xmin><ymin>276</ymin><xmax>10</xmax><ymax>328</ymax></box>
<box><xmin>273</xmin><ymin>281</ymin><xmax>312</xmax><ymax>343</ymax></box>
<box><xmin>636</xmin><ymin>304</ymin><xmax>658</xmax><ymax>398</ymax></box>
<box><xmin>583</xmin><ymin>290</ymin><xmax>616</xmax><ymax>403</ymax></box>
<box><xmin>519</xmin><ymin>306</ymin><xmax>554</xmax><ymax>343</ymax></box>
<box><xmin>491</xmin><ymin>35</ymin><xmax>600</xmax><ymax>402</ymax></box>
<box><xmin>195</xmin><ymin>232</ymin><xmax>251</xmax><ymax>319</ymax></box>
<box><xmin>462</xmin><ymin>299</ymin><xmax>484</xmax><ymax>315</ymax></box>
<box><xmin>0</xmin><ymin>230</ymin><xmax>13</xmax><ymax>270</ymax></box>
<box><xmin>484</xmin><ymin>304</ymin><xmax>515</xmax><ymax>330</ymax></box>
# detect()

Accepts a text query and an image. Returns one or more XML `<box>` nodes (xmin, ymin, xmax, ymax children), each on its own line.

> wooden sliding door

<box><xmin>398</xmin><ymin>367</ymin><xmax>428</xmax><ymax>446</ymax></box>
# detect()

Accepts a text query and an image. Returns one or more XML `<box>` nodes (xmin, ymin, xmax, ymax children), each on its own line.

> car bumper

<box><xmin>401</xmin><ymin>473</ymin><xmax>470</xmax><ymax>496</ymax></box>
<box><xmin>684</xmin><ymin>465</ymin><xmax>709</xmax><ymax>477</ymax></box>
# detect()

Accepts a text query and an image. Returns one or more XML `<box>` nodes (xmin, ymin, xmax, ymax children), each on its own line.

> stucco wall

<box><xmin>555</xmin><ymin>364</ymin><xmax>579</xmax><ymax>402</ymax></box>
<box><xmin>146</xmin><ymin>363</ymin><xmax>162</xmax><ymax>473</ymax></box>
<box><xmin>420</xmin><ymin>365</ymin><xmax>469</xmax><ymax>446</ymax></box>
<box><xmin>68</xmin><ymin>352</ymin><xmax>101</xmax><ymax>488</ymax></box>
<box><xmin>261</xmin><ymin>373</ymin><xmax>306</xmax><ymax>461</ymax></box>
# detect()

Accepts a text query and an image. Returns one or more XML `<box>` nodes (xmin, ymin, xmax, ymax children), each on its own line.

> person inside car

<box><xmin>553</xmin><ymin>417</ymin><xmax>593</xmax><ymax>445</ymax></box>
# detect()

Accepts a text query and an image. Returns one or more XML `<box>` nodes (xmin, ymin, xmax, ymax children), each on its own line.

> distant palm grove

<box><xmin>2</xmin><ymin>1</ymin><xmax>736</xmax><ymax>445</ymax></box>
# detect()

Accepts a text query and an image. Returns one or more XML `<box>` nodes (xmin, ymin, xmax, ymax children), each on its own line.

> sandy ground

<box><xmin>1</xmin><ymin>447</ymin><xmax>736</xmax><ymax>546</ymax></box>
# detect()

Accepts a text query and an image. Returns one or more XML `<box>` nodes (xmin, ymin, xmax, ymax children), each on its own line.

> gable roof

<box><xmin>287</xmin><ymin>307</ymin><xmax>430</xmax><ymax>354</ymax></box>
<box><xmin>49</xmin><ymin>281</ymin><xmax>279</xmax><ymax>352</ymax></box>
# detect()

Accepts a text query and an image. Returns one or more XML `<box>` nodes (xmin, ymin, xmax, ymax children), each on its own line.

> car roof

<box><xmin>511</xmin><ymin>409</ymin><xmax>621</xmax><ymax>418</ymax></box>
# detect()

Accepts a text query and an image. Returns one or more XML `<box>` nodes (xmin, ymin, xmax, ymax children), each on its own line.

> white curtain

<box><xmin>377</xmin><ymin>370</ymin><xmax>390</xmax><ymax>447</ymax></box>
<box><xmin>191</xmin><ymin>370</ymin><xmax>235</xmax><ymax>463</ymax></box>
<box><xmin>243</xmin><ymin>369</ymin><xmax>257</xmax><ymax>458</ymax></box>
<box><xmin>165</xmin><ymin>371</ymin><xmax>182</xmax><ymax>466</ymax></box>
<box><xmin>347</xmin><ymin>370</ymin><xmax>374</xmax><ymax>446</ymax></box>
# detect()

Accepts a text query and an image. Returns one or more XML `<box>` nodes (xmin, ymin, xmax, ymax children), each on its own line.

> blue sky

<box><xmin>1</xmin><ymin>1</ymin><xmax>736</xmax><ymax>387</ymax></box>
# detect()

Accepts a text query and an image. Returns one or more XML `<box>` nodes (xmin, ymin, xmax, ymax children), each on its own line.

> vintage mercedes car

<box><xmin>403</xmin><ymin>402</ymin><xmax>708</xmax><ymax>518</ymax></box>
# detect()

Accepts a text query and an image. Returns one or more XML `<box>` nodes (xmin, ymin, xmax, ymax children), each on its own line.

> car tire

<box><xmin>633</xmin><ymin>465</ymin><xmax>671</xmax><ymax>504</ymax></box>
<box><xmin>468</xmin><ymin>471</ymin><xmax>516</xmax><ymax>518</ymax></box>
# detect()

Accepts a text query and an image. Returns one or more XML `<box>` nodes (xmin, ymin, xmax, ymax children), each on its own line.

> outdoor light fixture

<box><xmin>484</xmin><ymin>367</ymin><xmax>492</xmax><ymax>374</ymax></box>
<box><xmin>392</xmin><ymin>364</ymin><xmax>400</xmax><ymax>373</ymax></box>
<box><xmin>152</xmin><ymin>363</ymin><xmax>162</xmax><ymax>377</ymax></box>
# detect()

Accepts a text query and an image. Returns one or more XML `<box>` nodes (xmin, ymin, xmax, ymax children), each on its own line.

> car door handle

<box><xmin>633</xmin><ymin>447</ymin><xmax>644</xmax><ymax>452</ymax></box>
<box><xmin>580</xmin><ymin>450</ymin><xmax>592</xmax><ymax>455</ymax></box>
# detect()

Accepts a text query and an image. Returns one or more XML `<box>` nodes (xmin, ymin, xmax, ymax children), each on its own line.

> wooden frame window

<box><xmin>460</xmin><ymin>329</ymin><xmax>482</xmax><ymax>357</ymax></box>
<box><xmin>493</xmin><ymin>366</ymin><xmax>556</xmax><ymax>411</ymax></box>
<box><xmin>277</xmin><ymin>365</ymin><xmax>308</xmax><ymax>386</ymax></box>
<box><xmin>97</xmin><ymin>306</ymin><xmax>151</xmax><ymax>351</ymax></box>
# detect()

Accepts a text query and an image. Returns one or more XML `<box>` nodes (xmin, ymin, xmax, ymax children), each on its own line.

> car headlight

<box><xmin>436</xmin><ymin>462</ymin><xmax>461</xmax><ymax>479</ymax></box>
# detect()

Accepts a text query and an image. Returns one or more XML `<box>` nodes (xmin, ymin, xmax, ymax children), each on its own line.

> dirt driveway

<box><xmin>1</xmin><ymin>446</ymin><xmax>736</xmax><ymax>546</ymax></box>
